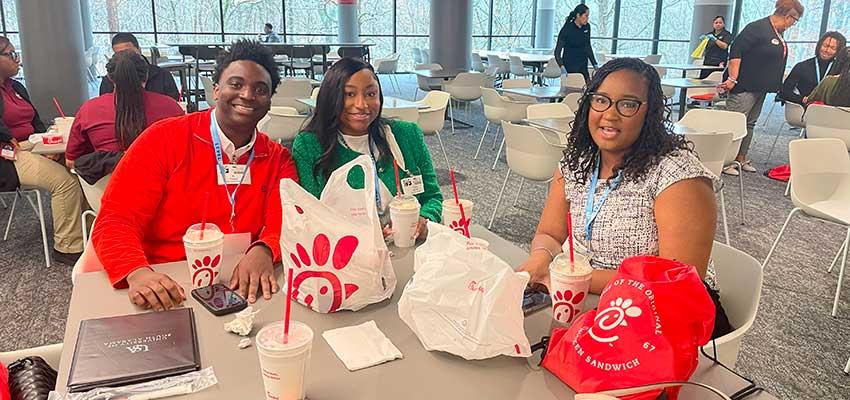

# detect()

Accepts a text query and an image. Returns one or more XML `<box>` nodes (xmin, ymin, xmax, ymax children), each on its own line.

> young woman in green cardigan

<box><xmin>291</xmin><ymin>58</ymin><xmax>443</xmax><ymax>239</ymax></box>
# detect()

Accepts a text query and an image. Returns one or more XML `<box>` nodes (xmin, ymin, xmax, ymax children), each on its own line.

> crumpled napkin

<box><xmin>322</xmin><ymin>320</ymin><xmax>403</xmax><ymax>371</ymax></box>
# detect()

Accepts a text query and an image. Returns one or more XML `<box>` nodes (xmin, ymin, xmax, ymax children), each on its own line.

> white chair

<box><xmin>560</xmin><ymin>73</ymin><xmax>586</xmax><ymax>90</ymax></box>
<box><xmin>643</xmin><ymin>54</ymin><xmax>662</xmax><ymax>64</ymax></box>
<box><xmin>258</xmin><ymin>106</ymin><xmax>307</xmax><ymax>145</ymax></box>
<box><xmin>684</xmin><ymin>131</ymin><xmax>734</xmax><ymax>244</ymax></box>
<box><xmin>509</xmin><ymin>55</ymin><xmax>536</xmax><ymax>79</ymax></box>
<box><xmin>526</xmin><ymin>103</ymin><xmax>574</xmax><ymax>119</ymax></box>
<box><xmin>686</xmin><ymin>58</ymin><xmax>704</xmax><ymax>78</ymax></box>
<box><xmin>76</xmin><ymin>173</ymin><xmax>111</xmax><ymax>247</ymax></box>
<box><xmin>382</xmin><ymin>107</ymin><xmax>419</xmax><ymax>123</ymax></box>
<box><xmin>413</xmin><ymin>63</ymin><xmax>443</xmax><ymax>101</ymax></box>
<box><xmin>702</xmin><ymin>241</ymin><xmax>763</xmax><ymax>368</ymax></box>
<box><xmin>421</xmin><ymin>48</ymin><xmax>431</xmax><ymax>64</ymax></box>
<box><xmin>763</xmin><ymin>138</ymin><xmax>850</xmax><ymax>317</ymax></box>
<box><xmin>412</xmin><ymin>47</ymin><xmax>424</xmax><ymax>65</ymax></box>
<box><xmin>684</xmin><ymin>71</ymin><xmax>723</xmax><ymax>108</ymax></box>
<box><xmin>200</xmin><ymin>75</ymin><xmax>216</xmax><ymax>108</ymax></box>
<box><xmin>501</xmin><ymin>78</ymin><xmax>535</xmax><ymax>102</ymax></box>
<box><xmin>488</xmin><ymin>122</ymin><xmax>565</xmax><ymax>229</ymax></box>
<box><xmin>471</xmin><ymin>52</ymin><xmax>487</xmax><ymax>72</ymax></box>
<box><xmin>765</xmin><ymin>101</ymin><xmax>806</xmax><ymax>163</ymax></box>
<box><xmin>541</xmin><ymin>58</ymin><xmax>562</xmax><ymax>85</ymax></box>
<box><xmin>310</xmin><ymin>87</ymin><xmax>320</xmax><ymax>100</ymax></box>
<box><xmin>3</xmin><ymin>187</ymin><xmax>50</xmax><ymax>267</ymax></box>
<box><xmin>561</xmin><ymin>92</ymin><xmax>583</xmax><ymax>113</ymax></box>
<box><xmin>272</xmin><ymin>79</ymin><xmax>313</xmax><ymax>114</ymax></box>
<box><xmin>0</xmin><ymin>343</ymin><xmax>63</xmax><ymax>371</ymax></box>
<box><xmin>415</xmin><ymin>90</ymin><xmax>452</xmax><ymax>170</ymax></box>
<box><xmin>804</xmin><ymin>104</ymin><xmax>850</xmax><ymax>150</ymax></box>
<box><xmin>655</xmin><ymin>66</ymin><xmax>676</xmax><ymax>101</ymax></box>
<box><xmin>479</xmin><ymin>88</ymin><xmax>536</xmax><ymax>170</ymax></box>
<box><xmin>678</xmin><ymin>109</ymin><xmax>748</xmax><ymax>224</ymax></box>
<box><xmin>442</xmin><ymin>72</ymin><xmax>486</xmax><ymax>120</ymax></box>
<box><xmin>373</xmin><ymin>53</ymin><xmax>401</xmax><ymax>94</ymax></box>
<box><xmin>487</xmin><ymin>54</ymin><xmax>510</xmax><ymax>78</ymax></box>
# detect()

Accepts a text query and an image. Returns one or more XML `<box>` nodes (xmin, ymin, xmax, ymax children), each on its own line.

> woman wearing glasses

<box><xmin>518</xmin><ymin>58</ymin><xmax>731</xmax><ymax>339</ymax></box>
<box><xmin>0</xmin><ymin>36</ymin><xmax>85</xmax><ymax>265</ymax></box>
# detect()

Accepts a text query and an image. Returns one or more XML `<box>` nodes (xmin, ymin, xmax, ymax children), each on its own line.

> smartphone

<box><xmin>191</xmin><ymin>283</ymin><xmax>248</xmax><ymax>316</ymax></box>
<box><xmin>522</xmin><ymin>283</ymin><xmax>551</xmax><ymax>316</ymax></box>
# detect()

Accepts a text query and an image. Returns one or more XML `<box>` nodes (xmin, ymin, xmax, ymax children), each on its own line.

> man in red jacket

<box><xmin>92</xmin><ymin>40</ymin><xmax>297</xmax><ymax>311</ymax></box>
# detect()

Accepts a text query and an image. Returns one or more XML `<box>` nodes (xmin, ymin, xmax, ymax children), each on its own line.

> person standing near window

<box><xmin>554</xmin><ymin>4</ymin><xmax>598</xmax><ymax>84</ymax></box>
<box><xmin>780</xmin><ymin>31</ymin><xmax>846</xmax><ymax>105</ymax></box>
<box><xmin>699</xmin><ymin>16</ymin><xmax>734</xmax><ymax>79</ymax></box>
<box><xmin>719</xmin><ymin>0</ymin><xmax>803</xmax><ymax>176</ymax></box>
<box><xmin>259</xmin><ymin>23</ymin><xmax>282</xmax><ymax>43</ymax></box>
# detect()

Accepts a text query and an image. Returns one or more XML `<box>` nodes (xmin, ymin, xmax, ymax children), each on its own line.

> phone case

<box><xmin>191</xmin><ymin>284</ymin><xmax>248</xmax><ymax>316</ymax></box>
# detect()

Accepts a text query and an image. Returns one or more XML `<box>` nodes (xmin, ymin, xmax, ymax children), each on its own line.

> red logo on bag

<box><xmin>449</xmin><ymin>217</ymin><xmax>471</xmax><ymax>237</ymax></box>
<box><xmin>191</xmin><ymin>255</ymin><xmax>220</xmax><ymax>288</ymax></box>
<box><xmin>288</xmin><ymin>233</ymin><xmax>360</xmax><ymax>313</ymax></box>
<box><xmin>552</xmin><ymin>289</ymin><xmax>586</xmax><ymax>324</ymax></box>
<box><xmin>467</xmin><ymin>280</ymin><xmax>485</xmax><ymax>294</ymax></box>
<box><xmin>589</xmin><ymin>297</ymin><xmax>643</xmax><ymax>344</ymax></box>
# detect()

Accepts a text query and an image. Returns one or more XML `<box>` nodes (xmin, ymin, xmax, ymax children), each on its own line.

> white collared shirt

<box><xmin>213</xmin><ymin>109</ymin><xmax>256</xmax><ymax>163</ymax></box>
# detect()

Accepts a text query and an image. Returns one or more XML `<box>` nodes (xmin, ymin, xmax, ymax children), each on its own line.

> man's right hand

<box><xmin>126</xmin><ymin>268</ymin><xmax>186</xmax><ymax>311</ymax></box>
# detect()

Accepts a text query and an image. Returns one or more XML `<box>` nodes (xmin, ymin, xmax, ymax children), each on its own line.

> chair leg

<box><xmin>765</xmin><ymin>123</ymin><xmax>786</xmax><ymax>164</ymax></box>
<box><xmin>34</xmin><ymin>190</ymin><xmax>51</xmax><ymax>268</ymax></box>
<box><xmin>0</xmin><ymin>195</ymin><xmax>6</xmax><ymax>208</ymax></box>
<box><xmin>784</xmin><ymin>177</ymin><xmax>792</xmax><ymax>197</ymax></box>
<box><xmin>513</xmin><ymin>177</ymin><xmax>524</xmax><ymax>207</ymax></box>
<box><xmin>474</xmin><ymin>121</ymin><xmax>490</xmax><ymax>160</ymax></box>
<box><xmin>761</xmin><ymin>100</ymin><xmax>777</xmax><ymax>128</ymax></box>
<box><xmin>492</xmin><ymin>137</ymin><xmax>505</xmax><ymax>170</ymax></box>
<box><xmin>735</xmin><ymin>161</ymin><xmax>745</xmax><ymax>224</ymax></box>
<box><xmin>762</xmin><ymin>207</ymin><xmax>801</xmax><ymax>269</ymax></box>
<box><xmin>492</xmin><ymin>125</ymin><xmax>501</xmax><ymax>149</ymax></box>
<box><xmin>3</xmin><ymin>191</ymin><xmax>18</xmax><ymax>240</ymax></box>
<box><xmin>413</xmin><ymin>87</ymin><xmax>419</xmax><ymax>101</ymax></box>
<box><xmin>488</xmin><ymin>169</ymin><xmax>512</xmax><ymax>229</ymax></box>
<box><xmin>449</xmin><ymin>101</ymin><xmax>456</xmax><ymax>135</ymax></box>
<box><xmin>845</xmin><ymin>356</ymin><xmax>850</xmax><ymax>375</ymax></box>
<box><xmin>435</xmin><ymin>130</ymin><xmax>451</xmax><ymax>171</ymax></box>
<box><xmin>829</xmin><ymin>238</ymin><xmax>847</xmax><ymax>274</ymax></box>
<box><xmin>720</xmin><ymin>189</ymin><xmax>730</xmax><ymax>245</ymax></box>
<box><xmin>832</xmin><ymin>227</ymin><xmax>850</xmax><ymax>317</ymax></box>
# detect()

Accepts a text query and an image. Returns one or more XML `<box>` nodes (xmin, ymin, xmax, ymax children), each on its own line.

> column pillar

<box><xmin>430</xmin><ymin>0</ymin><xmax>472</xmax><ymax>71</ymax></box>
<box><xmin>337</xmin><ymin>0</ymin><xmax>360</xmax><ymax>44</ymax></box>
<box><xmin>79</xmin><ymin>0</ymin><xmax>93</xmax><ymax>50</ymax></box>
<box><xmin>690</xmin><ymin>0</ymin><xmax>733</xmax><ymax>59</ymax></box>
<box><xmin>534</xmin><ymin>0</ymin><xmax>555</xmax><ymax>49</ymax></box>
<box><xmin>16</xmin><ymin>0</ymin><xmax>88</xmax><ymax>119</ymax></box>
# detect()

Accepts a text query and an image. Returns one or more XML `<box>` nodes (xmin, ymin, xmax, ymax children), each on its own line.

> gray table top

<box><xmin>474</xmin><ymin>50</ymin><xmax>553</xmax><ymax>64</ymax></box>
<box><xmin>56</xmin><ymin>225</ymin><xmax>776</xmax><ymax>399</ymax></box>
<box><xmin>661</xmin><ymin>78</ymin><xmax>722</xmax><ymax>89</ymax></box>
<box><xmin>524</xmin><ymin>117</ymin><xmax>574</xmax><ymax>135</ymax></box>
<box><xmin>499</xmin><ymin>86</ymin><xmax>581</xmax><ymax>100</ymax></box>
<box><xmin>297</xmin><ymin>96</ymin><xmax>428</xmax><ymax>110</ymax></box>
<box><xmin>412</xmin><ymin>69</ymin><xmax>468</xmax><ymax>79</ymax></box>
<box><xmin>654</xmin><ymin>64</ymin><xmax>725</xmax><ymax>71</ymax></box>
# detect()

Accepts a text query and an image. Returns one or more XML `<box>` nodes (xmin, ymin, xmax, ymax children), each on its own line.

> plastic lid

<box><xmin>256</xmin><ymin>321</ymin><xmax>314</xmax><ymax>353</ymax></box>
<box><xmin>183</xmin><ymin>223</ymin><xmax>224</xmax><ymax>244</ymax></box>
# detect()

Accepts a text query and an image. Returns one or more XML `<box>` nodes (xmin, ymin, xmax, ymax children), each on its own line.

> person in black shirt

<box><xmin>99</xmin><ymin>33</ymin><xmax>180</xmax><ymax>101</ymax></box>
<box><xmin>554</xmin><ymin>4</ymin><xmax>597</xmax><ymax>83</ymax></box>
<box><xmin>719</xmin><ymin>0</ymin><xmax>803</xmax><ymax>176</ymax></box>
<box><xmin>779</xmin><ymin>31</ymin><xmax>845</xmax><ymax>105</ymax></box>
<box><xmin>699</xmin><ymin>16</ymin><xmax>733</xmax><ymax>79</ymax></box>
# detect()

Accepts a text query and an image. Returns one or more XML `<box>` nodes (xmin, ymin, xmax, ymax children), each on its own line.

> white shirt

<box><xmin>213</xmin><ymin>110</ymin><xmax>256</xmax><ymax>163</ymax></box>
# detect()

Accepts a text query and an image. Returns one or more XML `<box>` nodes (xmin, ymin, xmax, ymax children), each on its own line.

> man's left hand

<box><xmin>230</xmin><ymin>244</ymin><xmax>278</xmax><ymax>303</ymax></box>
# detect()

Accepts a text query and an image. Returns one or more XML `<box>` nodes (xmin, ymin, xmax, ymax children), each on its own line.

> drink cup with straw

<box><xmin>547</xmin><ymin>210</ymin><xmax>593</xmax><ymax>325</ymax></box>
<box><xmin>443</xmin><ymin>168</ymin><xmax>473</xmax><ymax>237</ymax></box>
<box><xmin>389</xmin><ymin>159</ymin><xmax>420</xmax><ymax>247</ymax></box>
<box><xmin>182</xmin><ymin>191</ymin><xmax>224</xmax><ymax>289</ymax></box>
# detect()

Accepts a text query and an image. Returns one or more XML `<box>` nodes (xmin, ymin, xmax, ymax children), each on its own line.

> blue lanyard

<box><xmin>584</xmin><ymin>153</ymin><xmax>622</xmax><ymax>246</ymax></box>
<box><xmin>210</xmin><ymin>115</ymin><xmax>255</xmax><ymax>229</ymax></box>
<box><xmin>337</xmin><ymin>133</ymin><xmax>383</xmax><ymax>216</ymax></box>
<box><xmin>816</xmin><ymin>60</ymin><xmax>832</xmax><ymax>84</ymax></box>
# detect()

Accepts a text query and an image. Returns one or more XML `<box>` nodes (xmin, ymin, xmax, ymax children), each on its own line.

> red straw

<box><xmin>52</xmin><ymin>97</ymin><xmax>65</xmax><ymax>118</ymax></box>
<box><xmin>393</xmin><ymin>159</ymin><xmax>401</xmax><ymax>196</ymax></box>
<box><xmin>566</xmin><ymin>211</ymin><xmax>575</xmax><ymax>272</ymax></box>
<box><xmin>199</xmin><ymin>192</ymin><xmax>209</xmax><ymax>240</ymax></box>
<box><xmin>458</xmin><ymin>202</ymin><xmax>470</xmax><ymax>238</ymax></box>
<box><xmin>284</xmin><ymin>267</ymin><xmax>294</xmax><ymax>344</ymax></box>
<box><xmin>449</xmin><ymin>168</ymin><xmax>460</xmax><ymax>204</ymax></box>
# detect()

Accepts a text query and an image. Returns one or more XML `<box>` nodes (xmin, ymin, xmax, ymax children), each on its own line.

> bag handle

<box><xmin>575</xmin><ymin>381</ymin><xmax>732</xmax><ymax>400</ymax></box>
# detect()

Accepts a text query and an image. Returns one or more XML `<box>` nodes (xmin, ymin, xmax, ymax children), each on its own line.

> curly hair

<box><xmin>562</xmin><ymin>57</ymin><xmax>691</xmax><ymax>184</ymax></box>
<box><xmin>212</xmin><ymin>39</ymin><xmax>281</xmax><ymax>94</ymax></box>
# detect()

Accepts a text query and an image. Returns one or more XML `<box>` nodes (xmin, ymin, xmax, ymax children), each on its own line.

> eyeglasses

<box><xmin>0</xmin><ymin>51</ymin><xmax>19</xmax><ymax>61</ymax></box>
<box><xmin>586</xmin><ymin>93</ymin><xmax>647</xmax><ymax>117</ymax></box>
<box><xmin>788</xmin><ymin>14</ymin><xmax>800</xmax><ymax>23</ymax></box>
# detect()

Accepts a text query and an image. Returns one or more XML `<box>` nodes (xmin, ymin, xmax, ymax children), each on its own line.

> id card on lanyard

<box><xmin>211</xmin><ymin>114</ymin><xmax>255</xmax><ymax>230</ymax></box>
<box><xmin>815</xmin><ymin>60</ymin><xmax>832</xmax><ymax>84</ymax></box>
<box><xmin>583</xmin><ymin>153</ymin><xmax>622</xmax><ymax>252</ymax></box>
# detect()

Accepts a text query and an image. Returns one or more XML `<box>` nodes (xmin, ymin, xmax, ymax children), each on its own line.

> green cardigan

<box><xmin>291</xmin><ymin>120</ymin><xmax>443</xmax><ymax>222</ymax></box>
<box><xmin>808</xmin><ymin>75</ymin><xmax>839</xmax><ymax>105</ymax></box>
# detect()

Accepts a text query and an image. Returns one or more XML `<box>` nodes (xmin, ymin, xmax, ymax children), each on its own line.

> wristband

<box><xmin>531</xmin><ymin>246</ymin><xmax>557</xmax><ymax>261</ymax></box>
<box><xmin>728</xmin><ymin>77</ymin><xmax>738</xmax><ymax>84</ymax></box>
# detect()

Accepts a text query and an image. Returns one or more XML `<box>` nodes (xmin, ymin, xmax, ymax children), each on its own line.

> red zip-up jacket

<box><xmin>91</xmin><ymin>109</ymin><xmax>297</xmax><ymax>288</ymax></box>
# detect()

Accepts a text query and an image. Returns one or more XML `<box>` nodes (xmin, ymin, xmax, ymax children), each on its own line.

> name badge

<box><xmin>771</xmin><ymin>38</ymin><xmax>780</xmax><ymax>45</ymax></box>
<box><xmin>1</xmin><ymin>143</ymin><xmax>16</xmax><ymax>161</ymax></box>
<box><xmin>217</xmin><ymin>164</ymin><xmax>251</xmax><ymax>185</ymax></box>
<box><xmin>401</xmin><ymin>175</ymin><xmax>425</xmax><ymax>196</ymax></box>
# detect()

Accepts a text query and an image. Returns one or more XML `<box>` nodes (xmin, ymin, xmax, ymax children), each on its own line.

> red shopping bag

<box><xmin>542</xmin><ymin>256</ymin><xmax>715</xmax><ymax>400</ymax></box>
<box><xmin>767</xmin><ymin>164</ymin><xmax>790</xmax><ymax>182</ymax></box>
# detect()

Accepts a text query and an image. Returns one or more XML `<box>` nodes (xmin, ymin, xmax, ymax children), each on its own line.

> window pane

<box><xmin>90</xmin><ymin>0</ymin><xmax>154</xmax><ymax>33</ymax></box>
<box><xmin>491</xmin><ymin>36</ymin><xmax>533</xmax><ymax>51</ymax></box>
<box><xmin>3</xmin><ymin>0</ymin><xmax>17</xmax><ymax>32</ymax></box>
<box><xmin>739</xmin><ymin>0</ymin><xmax>775</xmax><ymax>28</ymax></box>
<box><xmin>593</xmin><ymin>38</ymin><xmax>614</xmax><ymax>55</ymax></box>
<box><xmin>157</xmin><ymin>33</ymin><xmax>223</xmax><ymax>45</ymax></box>
<box><xmin>787</xmin><ymin>0</ymin><xmax>823</xmax><ymax>41</ymax></box>
<box><xmin>492</xmin><ymin>0</ymin><xmax>534</xmax><ymax>36</ymax></box>
<box><xmin>657</xmin><ymin>40</ymin><xmax>690</xmax><ymax>66</ymax></box>
<box><xmin>616</xmin><ymin>39</ymin><xmax>652</xmax><ymax>57</ymax></box>
<box><xmin>396</xmin><ymin>0</ymin><xmax>430</xmax><ymax>35</ymax></box>
<box><xmin>155</xmin><ymin>0</ymin><xmax>222</xmax><ymax>34</ymax></box>
<box><xmin>360</xmin><ymin>0</ymin><xmax>393</xmax><ymax>35</ymax></box>
<box><xmin>659</xmin><ymin>0</ymin><xmax>694</xmax><ymax>40</ymax></box>
<box><xmin>473</xmin><ymin>36</ymin><xmax>489</xmax><ymax>51</ymax></box>
<box><xmin>828</xmin><ymin>0</ymin><xmax>850</xmax><ymax>31</ymax></box>
<box><xmin>223</xmin><ymin>0</ymin><xmax>283</xmax><ymax>35</ymax></box>
<box><xmin>362</xmin><ymin>35</ymin><xmax>393</xmax><ymax>58</ymax></box>
<box><xmin>396</xmin><ymin>36</ymin><xmax>429</xmax><ymax>71</ymax></box>
<box><xmin>586</xmin><ymin>0</ymin><xmax>615</xmax><ymax>38</ymax></box>
<box><xmin>554</xmin><ymin>0</ymin><xmax>574</xmax><ymax>26</ymax></box>
<box><xmin>286</xmin><ymin>1</ymin><xmax>337</xmax><ymax>35</ymax></box>
<box><xmin>473</xmin><ymin>0</ymin><xmax>491</xmax><ymax>36</ymax></box>
<box><xmin>618</xmin><ymin>0</ymin><xmax>655</xmax><ymax>41</ymax></box>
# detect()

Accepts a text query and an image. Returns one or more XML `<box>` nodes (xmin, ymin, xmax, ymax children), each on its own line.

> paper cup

<box><xmin>549</xmin><ymin>253</ymin><xmax>593</xmax><ymax>325</ymax></box>
<box><xmin>390</xmin><ymin>195</ymin><xmax>420</xmax><ymax>248</ymax></box>
<box><xmin>53</xmin><ymin>116</ymin><xmax>74</xmax><ymax>138</ymax></box>
<box><xmin>183</xmin><ymin>223</ymin><xmax>224</xmax><ymax>289</ymax></box>
<box><xmin>442</xmin><ymin>199</ymin><xmax>473</xmax><ymax>235</ymax></box>
<box><xmin>256</xmin><ymin>321</ymin><xmax>314</xmax><ymax>400</ymax></box>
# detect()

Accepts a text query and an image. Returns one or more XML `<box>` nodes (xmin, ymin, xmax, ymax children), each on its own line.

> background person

<box><xmin>808</xmin><ymin>46</ymin><xmax>850</xmax><ymax>106</ymax></box>
<box><xmin>554</xmin><ymin>4</ymin><xmax>597</xmax><ymax>84</ymax></box>
<box><xmin>780</xmin><ymin>31</ymin><xmax>846</xmax><ymax>105</ymax></box>
<box><xmin>719</xmin><ymin>0</ymin><xmax>803</xmax><ymax>176</ymax></box>
<box><xmin>99</xmin><ymin>33</ymin><xmax>180</xmax><ymax>101</ymax></box>
<box><xmin>699</xmin><ymin>16</ymin><xmax>734</xmax><ymax>79</ymax></box>
<box><xmin>259</xmin><ymin>23</ymin><xmax>282</xmax><ymax>43</ymax></box>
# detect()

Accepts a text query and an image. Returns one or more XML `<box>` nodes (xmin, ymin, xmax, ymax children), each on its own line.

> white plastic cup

<box><xmin>256</xmin><ymin>321</ymin><xmax>314</xmax><ymax>400</ymax></box>
<box><xmin>53</xmin><ymin>116</ymin><xmax>75</xmax><ymax>139</ymax></box>
<box><xmin>182</xmin><ymin>223</ymin><xmax>224</xmax><ymax>289</ymax></box>
<box><xmin>442</xmin><ymin>199</ymin><xmax>474</xmax><ymax>235</ymax></box>
<box><xmin>390</xmin><ymin>195</ymin><xmax>420</xmax><ymax>248</ymax></box>
<box><xmin>549</xmin><ymin>252</ymin><xmax>593</xmax><ymax>325</ymax></box>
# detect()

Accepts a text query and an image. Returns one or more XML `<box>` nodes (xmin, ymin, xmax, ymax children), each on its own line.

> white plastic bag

<box><xmin>398</xmin><ymin>222</ymin><xmax>531</xmax><ymax>360</ymax></box>
<box><xmin>280</xmin><ymin>155</ymin><xmax>396</xmax><ymax>313</ymax></box>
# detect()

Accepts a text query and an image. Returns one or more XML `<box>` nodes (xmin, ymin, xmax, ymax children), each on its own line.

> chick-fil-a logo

<box><xmin>467</xmin><ymin>280</ymin><xmax>486</xmax><ymax>294</ymax></box>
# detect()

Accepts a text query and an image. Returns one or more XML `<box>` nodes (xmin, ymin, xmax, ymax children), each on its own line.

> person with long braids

<box><xmin>808</xmin><ymin>47</ymin><xmax>850</xmax><ymax>107</ymax></box>
<box><xmin>291</xmin><ymin>58</ymin><xmax>442</xmax><ymax>240</ymax></box>
<box><xmin>554</xmin><ymin>4</ymin><xmax>598</xmax><ymax>83</ymax></box>
<box><xmin>65</xmin><ymin>50</ymin><xmax>184</xmax><ymax>169</ymax></box>
<box><xmin>518</xmin><ymin>58</ymin><xmax>732</xmax><ymax>339</ymax></box>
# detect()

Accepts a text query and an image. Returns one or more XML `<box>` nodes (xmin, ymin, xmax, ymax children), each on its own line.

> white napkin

<box><xmin>322</xmin><ymin>320</ymin><xmax>403</xmax><ymax>371</ymax></box>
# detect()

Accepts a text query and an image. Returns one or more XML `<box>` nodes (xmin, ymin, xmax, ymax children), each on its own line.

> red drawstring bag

<box><xmin>767</xmin><ymin>164</ymin><xmax>790</xmax><ymax>182</ymax></box>
<box><xmin>542</xmin><ymin>256</ymin><xmax>715</xmax><ymax>400</ymax></box>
